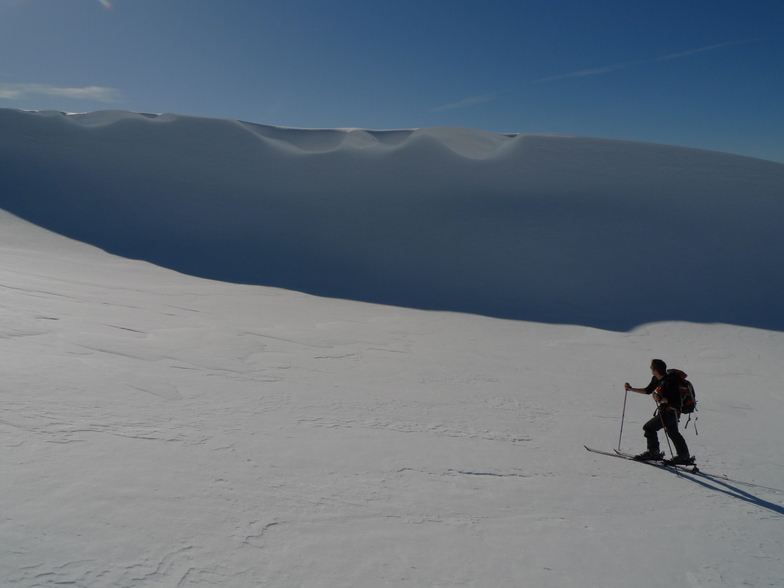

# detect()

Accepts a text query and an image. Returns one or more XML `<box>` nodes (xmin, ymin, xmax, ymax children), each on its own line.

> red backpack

<box><xmin>666</xmin><ymin>369</ymin><xmax>697</xmax><ymax>414</ymax></box>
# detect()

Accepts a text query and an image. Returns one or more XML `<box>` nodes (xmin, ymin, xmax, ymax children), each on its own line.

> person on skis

<box><xmin>624</xmin><ymin>359</ymin><xmax>693</xmax><ymax>465</ymax></box>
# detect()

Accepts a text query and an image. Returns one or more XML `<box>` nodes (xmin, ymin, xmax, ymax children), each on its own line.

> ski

<box><xmin>585</xmin><ymin>446</ymin><xmax>783</xmax><ymax>494</ymax></box>
<box><xmin>583</xmin><ymin>446</ymin><xmax>696</xmax><ymax>474</ymax></box>
<box><xmin>584</xmin><ymin>446</ymin><xmax>626</xmax><ymax>459</ymax></box>
<box><xmin>613</xmin><ymin>449</ymin><xmax>699</xmax><ymax>472</ymax></box>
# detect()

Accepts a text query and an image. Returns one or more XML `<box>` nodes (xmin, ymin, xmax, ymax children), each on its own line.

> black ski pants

<box><xmin>643</xmin><ymin>408</ymin><xmax>689</xmax><ymax>457</ymax></box>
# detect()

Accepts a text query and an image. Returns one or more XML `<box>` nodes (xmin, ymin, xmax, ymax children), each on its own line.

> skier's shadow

<box><xmin>666</xmin><ymin>469</ymin><xmax>784</xmax><ymax>516</ymax></box>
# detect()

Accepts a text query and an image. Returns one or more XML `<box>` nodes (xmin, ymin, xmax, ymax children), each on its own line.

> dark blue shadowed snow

<box><xmin>2</xmin><ymin>109</ymin><xmax>783</xmax><ymax>331</ymax></box>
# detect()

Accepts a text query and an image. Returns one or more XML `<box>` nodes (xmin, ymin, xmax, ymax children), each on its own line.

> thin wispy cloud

<box><xmin>1</xmin><ymin>0</ymin><xmax>111</xmax><ymax>7</ymax></box>
<box><xmin>654</xmin><ymin>40</ymin><xmax>756</xmax><ymax>62</ymax></box>
<box><xmin>534</xmin><ymin>63</ymin><xmax>629</xmax><ymax>83</ymax></box>
<box><xmin>0</xmin><ymin>83</ymin><xmax>121</xmax><ymax>102</ymax></box>
<box><xmin>431</xmin><ymin>93</ymin><xmax>497</xmax><ymax>112</ymax></box>
<box><xmin>534</xmin><ymin>39</ymin><xmax>758</xmax><ymax>84</ymax></box>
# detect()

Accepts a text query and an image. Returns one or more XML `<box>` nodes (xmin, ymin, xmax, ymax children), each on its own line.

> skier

<box><xmin>624</xmin><ymin>359</ymin><xmax>693</xmax><ymax>465</ymax></box>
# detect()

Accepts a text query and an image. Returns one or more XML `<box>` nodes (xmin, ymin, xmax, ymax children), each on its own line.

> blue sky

<box><xmin>1</xmin><ymin>0</ymin><xmax>782</xmax><ymax>162</ymax></box>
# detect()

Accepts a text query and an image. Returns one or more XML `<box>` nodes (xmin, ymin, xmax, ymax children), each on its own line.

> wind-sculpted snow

<box><xmin>2</xmin><ymin>108</ymin><xmax>783</xmax><ymax>330</ymax></box>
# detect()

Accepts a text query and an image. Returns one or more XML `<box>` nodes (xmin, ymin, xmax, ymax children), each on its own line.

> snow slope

<box><xmin>2</xmin><ymin>109</ymin><xmax>783</xmax><ymax>331</ymax></box>
<box><xmin>1</xmin><ymin>110</ymin><xmax>783</xmax><ymax>586</ymax></box>
<box><xmin>1</xmin><ymin>209</ymin><xmax>783</xmax><ymax>588</ymax></box>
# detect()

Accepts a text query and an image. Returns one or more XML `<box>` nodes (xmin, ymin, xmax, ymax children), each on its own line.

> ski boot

<box><xmin>633</xmin><ymin>450</ymin><xmax>665</xmax><ymax>462</ymax></box>
<box><xmin>664</xmin><ymin>455</ymin><xmax>695</xmax><ymax>466</ymax></box>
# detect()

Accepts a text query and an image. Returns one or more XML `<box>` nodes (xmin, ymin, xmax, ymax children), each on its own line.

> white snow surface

<box><xmin>1</xmin><ymin>110</ymin><xmax>783</xmax><ymax>587</ymax></box>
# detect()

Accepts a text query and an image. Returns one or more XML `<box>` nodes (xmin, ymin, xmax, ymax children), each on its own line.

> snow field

<box><xmin>2</xmin><ymin>109</ymin><xmax>784</xmax><ymax>586</ymax></box>
<box><xmin>1</xmin><ymin>211</ymin><xmax>782</xmax><ymax>587</ymax></box>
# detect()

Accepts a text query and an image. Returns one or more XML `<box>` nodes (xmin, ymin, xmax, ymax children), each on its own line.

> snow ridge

<box><xmin>1</xmin><ymin>108</ymin><xmax>783</xmax><ymax>331</ymax></box>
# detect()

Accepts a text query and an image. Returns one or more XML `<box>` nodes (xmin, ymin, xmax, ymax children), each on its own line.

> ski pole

<box><xmin>656</xmin><ymin>401</ymin><xmax>680</xmax><ymax>478</ymax></box>
<box><xmin>617</xmin><ymin>388</ymin><xmax>628</xmax><ymax>452</ymax></box>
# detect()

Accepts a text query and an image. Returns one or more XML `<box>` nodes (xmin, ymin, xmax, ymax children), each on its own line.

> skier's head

<box><xmin>650</xmin><ymin>359</ymin><xmax>667</xmax><ymax>376</ymax></box>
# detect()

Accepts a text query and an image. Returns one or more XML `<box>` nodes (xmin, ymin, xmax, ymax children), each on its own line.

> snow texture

<box><xmin>1</xmin><ymin>109</ymin><xmax>783</xmax><ymax>587</ymax></box>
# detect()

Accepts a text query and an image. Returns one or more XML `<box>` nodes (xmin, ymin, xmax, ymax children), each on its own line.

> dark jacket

<box><xmin>644</xmin><ymin>374</ymin><xmax>681</xmax><ymax>411</ymax></box>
